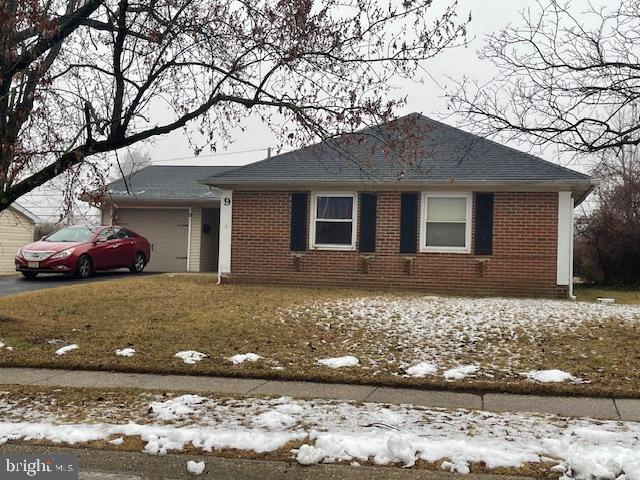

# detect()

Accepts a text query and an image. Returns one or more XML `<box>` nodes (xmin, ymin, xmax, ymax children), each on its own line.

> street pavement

<box><xmin>0</xmin><ymin>444</ymin><xmax>536</xmax><ymax>480</ymax></box>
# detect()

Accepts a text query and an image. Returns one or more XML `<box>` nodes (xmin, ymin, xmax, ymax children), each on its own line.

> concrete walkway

<box><xmin>1</xmin><ymin>367</ymin><xmax>638</xmax><ymax>421</ymax></box>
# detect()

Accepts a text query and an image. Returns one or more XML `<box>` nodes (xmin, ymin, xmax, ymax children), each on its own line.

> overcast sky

<box><xmin>21</xmin><ymin>0</ymin><xmax>605</xmax><ymax>221</ymax></box>
<box><xmin>141</xmin><ymin>0</ymin><xmax>597</xmax><ymax>173</ymax></box>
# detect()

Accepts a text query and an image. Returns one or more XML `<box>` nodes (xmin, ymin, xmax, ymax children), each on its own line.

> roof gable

<box><xmin>8</xmin><ymin>203</ymin><xmax>41</xmax><ymax>224</ymax></box>
<box><xmin>204</xmin><ymin>114</ymin><xmax>591</xmax><ymax>185</ymax></box>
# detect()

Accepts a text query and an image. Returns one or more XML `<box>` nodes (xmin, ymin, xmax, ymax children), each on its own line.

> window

<box><xmin>114</xmin><ymin>228</ymin><xmax>130</xmax><ymax>239</ymax></box>
<box><xmin>310</xmin><ymin>193</ymin><xmax>357</xmax><ymax>249</ymax></box>
<box><xmin>97</xmin><ymin>227</ymin><xmax>116</xmax><ymax>241</ymax></box>
<box><xmin>421</xmin><ymin>193</ymin><xmax>471</xmax><ymax>253</ymax></box>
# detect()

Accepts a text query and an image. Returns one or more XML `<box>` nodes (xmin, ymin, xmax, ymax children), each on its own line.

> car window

<box><xmin>114</xmin><ymin>228</ymin><xmax>130</xmax><ymax>239</ymax></box>
<box><xmin>97</xmin><ymin>228</ymin><xmax>116</xmax><ymax>240</ymax></box>
<box><xmin>45</xmin><ymin>226</ymin><xmax>97</xmax><ymax>242</ymax></box>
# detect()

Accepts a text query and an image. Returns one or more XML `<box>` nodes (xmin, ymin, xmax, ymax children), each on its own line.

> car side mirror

<box><xmin>93</xmin><ymin>237</ymin><xmax>107</xmax><ymax>245</ymax></box>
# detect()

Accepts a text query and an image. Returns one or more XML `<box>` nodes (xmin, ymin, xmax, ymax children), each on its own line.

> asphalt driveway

<box><xmin>0</xmin><ymin>271</ymin><xmax>156</xmax><ymax>297</ymax></box>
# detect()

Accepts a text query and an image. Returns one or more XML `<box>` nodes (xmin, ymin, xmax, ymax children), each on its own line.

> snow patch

<box><xmin>317</xmin><ymin>356</ymin><xmax>359</xmax><ymax>368</ymax></box>
<box><xmin>228</xmin><ymin>353</ymin><xmax>261</xmax><ymax>365</ymax></box>
<box><xmin>296</xmin><ymin>444</ymin><xmax>325</xmax><ymax>465</ymax></box>
<box><xmin>116</xmin><ymin>348</ymin><xmax>135</xmax><ymax>357</ymax></box>
<box><xmin>186</xmin><ymin>460</ymin><xmax>205</xmax><ymax>475</ymax></box>
<box><xmin>1</xmin><ymin>393</ymin><xmax>639</xmax><ymax>479</ymax></box>
<box><xmin>443</xmin><ymin>365</ymin><xmax>479</xmax><ymax>381</ymax></box>
<box><xmin>406</xmin><ymin>362</ymin><xmax>437</xmax><ymax>378</ymax></box>
<box><xmin>524</xmin><ymin>369</ymin><xmax>579</xmax><ymax>383</ymax></box>
<box><xmin>55</xmin><ymin>344</ymin><xmax>78</xmax><ymax>356</ymax></box>
<box><xmin>108</xmin><ymin>437</ymin><xmax>124</xmax><ymax>445</ymax></box>
<box><xmin>175</xmin><ymin>351</ymin><xmax>206</xmax><ymax>364</ymax></box>
<box><xmin>252</xmin><ymin>411</ymin><xmax>298</xmax><ymax>431</ymax></box>
<box><xmin>149</xmin><ymin>395</ymin><xmax>207</xmax><ymax>421</ymax></box>
<box><xmin>289</xmin><ymin>296</ymin><xmax>640</xmax><ymax>379</ymax></box>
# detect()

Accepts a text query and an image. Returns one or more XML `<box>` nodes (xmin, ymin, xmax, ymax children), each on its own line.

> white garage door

<box><xmin>117</xmin><ymin>208</ymin><xmax>189</xmax><ymax>272</ymax></box>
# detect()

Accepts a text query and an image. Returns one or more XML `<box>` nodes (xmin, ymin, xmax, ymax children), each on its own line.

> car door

<box><xmin>90</xmin><ymin>227</ymin><xmax>117</xmax><ymax>269</ymax></box>
<box><xmin>111</xmin><ymin>228</ymin><xmax>136</xmax><ymax>267</ymax></box>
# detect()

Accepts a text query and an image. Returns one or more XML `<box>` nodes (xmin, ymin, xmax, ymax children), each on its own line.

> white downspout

<box><xmin>569</xmin><ymin>197</ymin><xmax>576</xmax><ymax>300</ymax></box>
<box><xmin>186</xmin><ymin>208</ymin><xmax>192</xmax><ymax>273</ymax></box>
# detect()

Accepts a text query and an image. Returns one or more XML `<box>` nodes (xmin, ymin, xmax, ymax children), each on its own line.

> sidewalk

<box><xmin>0</xmin><ymin>444</ymin><xmax>535</xmax><ymax>480</ymax></box>
<box><xmin>1</xmin><ymin>367</ymin><xmax>638</xmax><ymax>421</ymax></box>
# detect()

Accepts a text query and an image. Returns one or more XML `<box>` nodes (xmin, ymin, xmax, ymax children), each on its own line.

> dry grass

<box><xmin>0</xmin><ymin>275</ymin><xmax>639</xmax><ymax>397</ymax></box>
<box><xmin>575</xmin><ymin>285</ymin><xmax>640</xmax><ymax>305</ymax></box>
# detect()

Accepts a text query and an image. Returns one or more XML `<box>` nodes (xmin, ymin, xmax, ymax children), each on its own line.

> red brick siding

<box><xmin>229</xmin><ymin>191</ymin><xmax>566</xmax><ymax>297</ymax></box>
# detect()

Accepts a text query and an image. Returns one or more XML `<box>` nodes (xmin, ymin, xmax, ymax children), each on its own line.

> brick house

<box><xmin>203</xmin><ymin>114</ymin><xmax>596</xmax><ymax>297</ymax></box>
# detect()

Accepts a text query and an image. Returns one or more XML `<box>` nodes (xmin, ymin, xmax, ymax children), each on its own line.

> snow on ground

<box><xmin>186</xmin><ymin>460</ymin><xmax>205</xmax><ymax>475</ymax></box>
<box><xmin>175</xmin><ymin>351</ymin><xmax>207</xmax><ymax>364</ymax></box>
<box><xmin>524</xmin><ymin>370</ymin><xmax>581</xmax><ymax>383</ymax></box>
<box><xmin>115</xmin><ymin>348</ymin><xmax>135</xmax><ymax>357</ymax></box>
<box><xmin>0</xmin><ymin>392</ymin><xmax>638</xmax><ymax>479</ymax></box>
<box><xmin>289</xmin><ymin>296</ymin><xmax>640</xmax><ymax>377</ymax></box>
<box><xmin>228</xmin><ymin>353</ymin><xmax>261</xmax><ymax>365</ymax></box>
<box><xmin>55</xmin><ymin>344</ymin><xmax>78</xmax><ymax>355</ymax></box>
<box><xmin>149</xmin><ymin>394</ymin><xmax>207</xmax><ymax>421</ymax></box>
<box><xmin>444</xmin><ymin>365</ymin><xmax>479</xmax><ymax>381</ymax></box>
<box><xmin>317</xmin><ymin>356</ymin><xmax>359</xmax><ymax>368</ymax></box>
<box><xmin>406</xmin><ymin>362</ymin><xmax>438</xmax><ymax>378</ymax></box>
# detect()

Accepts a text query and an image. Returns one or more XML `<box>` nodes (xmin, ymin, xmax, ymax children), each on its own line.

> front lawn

<box><xmin>0</xmin><ymin>275</ymin><xmax>639</xmax><ymax>397</ymax></box>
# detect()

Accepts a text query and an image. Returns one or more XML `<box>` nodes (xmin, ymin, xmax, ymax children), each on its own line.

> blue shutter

<box><xmin>290</xmin><ymin>193</ymin><xmax>308</xmax><ymax>251</ymax></box>
<box><xmin>400</xmin><ymin>193</ymin><xmax>419</xmax><ymax>253</ymax></box>
<box><xmin>475</xmin><ymin>193</ymin><xmax>494</xmax><ymax>255</ymax></box>
<box><xmin>358</xmin><ymin>193</ymin><xmax>377</xmax><ymax>252</ymax></box>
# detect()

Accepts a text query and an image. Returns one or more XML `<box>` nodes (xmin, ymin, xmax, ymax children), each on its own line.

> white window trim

<box><xmin>309</xmin><ymin>192</ymin><xmax>358</xmax><ymax>251</ymax></box>
<box><xmin>419</xmin><ymin>192</ymin><xmax>472</xmax><ymax>254</ymax></box>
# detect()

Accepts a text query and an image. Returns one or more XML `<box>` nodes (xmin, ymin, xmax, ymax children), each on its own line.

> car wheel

<box><xmin>21</xmin><ymin>272</ymin><xmax>38</xmax><ymax>280</ymax></box>
<box><xmin>76</xmin><ymin>255</ymin><xmax>93</xmax><ymax>279</ymax></box>
<box><xmin>130</xmin><ymin>252</ymin><xmax>146</xmax><ymax>274</ymax></box>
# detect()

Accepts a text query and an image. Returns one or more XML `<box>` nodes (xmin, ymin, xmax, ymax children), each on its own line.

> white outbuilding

<box><xmin>0</xmin><ymin>203</ymin><xmax>41</xmax><ymax>273</ymax></box>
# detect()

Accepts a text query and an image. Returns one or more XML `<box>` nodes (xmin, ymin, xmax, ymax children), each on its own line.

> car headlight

<box><xmin>16</xmin><ymin>248</ymin><xmax>23</xmax><ymax>258</ymax></box>
<box><xmin>50</xmin><ymin>248</ymin><xmax>75</xmax><ymax>260</ymax></box>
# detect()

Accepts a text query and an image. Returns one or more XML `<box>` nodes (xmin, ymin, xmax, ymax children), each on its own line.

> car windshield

<box><xmin>45</xmin><ymin>226</ymin><xmax>96</xmax><ymax>243</ymax></box>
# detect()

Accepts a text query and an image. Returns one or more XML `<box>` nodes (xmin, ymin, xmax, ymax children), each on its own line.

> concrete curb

<box><xmin>0</xmin><ymin>367</ymin><xmax>638</xmax><ymax>421</ymax></box>
<box><xmin>0</xmin><ymin>444</ymin><xmax>535</xmax><ymax>480</ymax></box>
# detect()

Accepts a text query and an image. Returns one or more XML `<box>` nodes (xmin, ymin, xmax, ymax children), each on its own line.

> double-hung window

<box><xmin>421</xmin><ymin>193</ymin><xmax>472</xmax><ymax>253</ymax></box>
<box><xmin>311</xmin><ymin>193</ymin><xmax>357</xmax><ymax>250</ymax></box>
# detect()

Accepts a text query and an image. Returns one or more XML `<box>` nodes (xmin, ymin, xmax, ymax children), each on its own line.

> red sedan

<box><xmin>15</xmin><ymin>225</ymin><xmax>151</xmax><ymax>279</ymax></box>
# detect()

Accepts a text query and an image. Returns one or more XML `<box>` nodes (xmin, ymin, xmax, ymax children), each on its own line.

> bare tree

<box><xmin>575</xmin><ymin>143</ymin><xmax>640</xmax><ymax>284</ymax></box>
<box><xmin>448</xmin><ymin>0</ymin><xmax>640</xmax><ymax>155</ymax></box>
<box><xmin>0</xmin><ymin>0</ymin><xmax>470</xmax><ymax>212</ymax></box>
<box><xmin>111</xmin><ymin>150</ymin><xmax>150</xmax><ymax>182</ymax></box>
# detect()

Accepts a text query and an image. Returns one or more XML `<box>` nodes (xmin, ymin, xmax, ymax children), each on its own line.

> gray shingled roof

<box><xmin>204</xmin><ymin>113</ymin><xmax>592</xmax><ymax>186</ymax></box>
<box><xmin>106</xmin><ymin>165</ymin><xmax>237</xmax><ymax>201</ymax></box>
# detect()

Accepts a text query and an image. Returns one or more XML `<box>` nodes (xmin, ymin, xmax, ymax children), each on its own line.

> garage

<box><xmin>117</xmin><ymin>208</ymin><xmax>189</xmax><ymax>272</ymax></box>
<box><xmin>97</xmin><ymin>165</ymin><xmax>236</xmax><ymax>273</ymax></box>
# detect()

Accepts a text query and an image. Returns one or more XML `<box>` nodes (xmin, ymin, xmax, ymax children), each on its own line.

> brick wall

<box><xmin>229</xmin><ymin>191</ymin><xmax>567</xmax><ymax>297</ymax></box>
